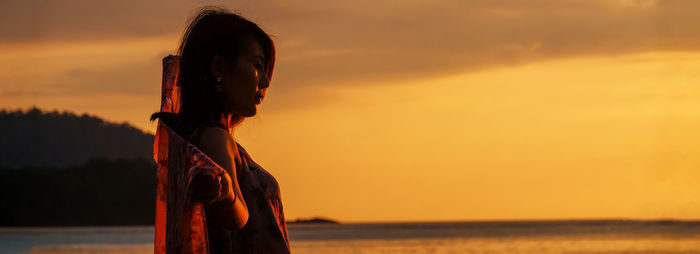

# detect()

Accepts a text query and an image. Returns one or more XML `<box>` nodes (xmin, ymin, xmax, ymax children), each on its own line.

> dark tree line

<box><xmin>0</xmin><ymin>157</ymin><xmax>156</xmax><ymax>226</ymax></box>
<box><xmin>0</xmin><ymin>107</ymin><xmax>157</xmax><ymax>226</ymax></box>
<box><xmin>0</xmin><ymin>107</ymin><xmax>154</xmax><ymax>168</ymax></box>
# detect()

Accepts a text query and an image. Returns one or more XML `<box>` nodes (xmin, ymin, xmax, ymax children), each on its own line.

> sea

<box><xmin>1</xmin><ymin>220</ymin><xmax>699</xmax><ymax>254</ymax></box>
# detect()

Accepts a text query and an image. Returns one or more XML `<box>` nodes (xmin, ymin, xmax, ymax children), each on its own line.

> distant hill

<box><xmin>0</xmin><ymin>107</ymin><xmax>157</xmax><ymax>226</ymax></box>
<box><xmin>0</xmin><ymin>107</ymin><xmax>154</xmax><ymax>168</ymax></box>
<box><xmin>288</xmin><ymin>217</ymin><xmax>340</xmax><ymax>224</ymax></box>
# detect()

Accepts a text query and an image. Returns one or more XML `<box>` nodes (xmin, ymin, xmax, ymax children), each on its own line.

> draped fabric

<box><xmin>153</xmin><ymin>55</ymin><xmax>290</xmax><ymax>254</ymax></box>
<box><xmin>154</xmin><ymin>55</ymin><xmax>215</xmax><ymax>254</ymax></box>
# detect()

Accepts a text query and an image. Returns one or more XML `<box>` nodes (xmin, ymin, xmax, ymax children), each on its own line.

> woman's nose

<box><xmin>259</xmin><ymin>73</ymin><xmax>270</xmax><ymax>89</ymax></box>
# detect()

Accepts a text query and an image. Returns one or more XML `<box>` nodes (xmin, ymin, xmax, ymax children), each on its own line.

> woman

<box><xmin>151</xmin><ymin>7</ymin><xmax>290</xmax><ymax>254</ymax></box>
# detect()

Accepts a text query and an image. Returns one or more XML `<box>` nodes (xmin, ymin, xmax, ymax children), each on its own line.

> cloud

<box><xmin>0</xmin><ymin>61</ymin><xmax>160</xmax><ymax>99</ymax></box>
<box><xmin>1</xmin><ymin>0</ymin><xmax>700</xmax><ymax>96</ymax></box>
<box><xmin>50</xmin><ymin>62</ymin><xmax>161</xmax><ymax>95</ymax></box>
<box><xmin>262</xmin><ymin>0</ymin><xmax>700</xmax><ymax>90</ymax></box>
<box><xmin>0</xmin><ymin>0</ymin><xmax>188</xmax><ymax>42</ymax></box>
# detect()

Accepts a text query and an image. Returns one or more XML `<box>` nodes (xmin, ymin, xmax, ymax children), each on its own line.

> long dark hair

<box><xmin>151</xmin><ymin>7</ymin><xmax>275</xmax><ymax>139</ymax></box>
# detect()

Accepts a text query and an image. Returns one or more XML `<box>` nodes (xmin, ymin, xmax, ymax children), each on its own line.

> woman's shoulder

<box><xmin>190</xmin><ymin>126</ymin><xmax>237</xmax><ymax>170</ymax></box>
<box><xmin>188</xmin><ymin>125</ymin><xmax>230</xmax><ymax>144</ymax></box>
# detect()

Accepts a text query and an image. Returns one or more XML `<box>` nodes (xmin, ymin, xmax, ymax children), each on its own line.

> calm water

<box><xmin>1</xmin><ymin>220</ymin><xmax>699</xmax><ymax>254</ymax></box>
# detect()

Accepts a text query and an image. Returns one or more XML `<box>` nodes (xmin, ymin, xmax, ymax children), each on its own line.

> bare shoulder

<box><xmin>195</xmin><ymin>127</ymin><xmax>237</xmax><ymax>170</ymax></box>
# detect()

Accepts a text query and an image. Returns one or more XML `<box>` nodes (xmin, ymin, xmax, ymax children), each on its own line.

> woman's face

<box><xmin>212</xmin><ymin>40</ymin><xmax>270</xmax><ymax>117</ymax></box>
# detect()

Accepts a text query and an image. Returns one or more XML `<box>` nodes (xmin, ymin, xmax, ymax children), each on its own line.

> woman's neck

<box><xmin>211</xmin><ymin>113</ymin><xmax>233</xmax><ymax>135</ymax></box>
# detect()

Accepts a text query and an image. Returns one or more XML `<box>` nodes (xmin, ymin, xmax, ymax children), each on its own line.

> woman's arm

<box><xmin>192</xmin><ymin>126</ymin><xmax>249</xmax><ymax>230</ymax></box>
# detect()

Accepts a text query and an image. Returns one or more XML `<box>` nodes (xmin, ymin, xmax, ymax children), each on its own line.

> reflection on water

<box><xmin>0</xmin><ymin>226</ymin><xmax>153</xmax><ymax>254</ymax></box>
<box><xmin>292</xmin><ymin>238</ymin><xmax>700</xmax><ymax>254</ymax></box>
<box><xmin>1</xmin><ymin>221</ymin><xmax>699</xmax><ymax>254</ymax></box>
<box><xmin>25</xmin><ymin>238</ymin><xmax>700</xmax><ymax>254</ymax></box>
<box><xmin>31</xmin><ymin>244</ymin><xmax>151</xmax><ymax>254</ymax></box>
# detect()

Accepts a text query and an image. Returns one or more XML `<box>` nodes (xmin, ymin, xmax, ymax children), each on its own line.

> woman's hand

<box><xmin>191</xmin><ymin>171</ymin><xmax>224</xmax><ymax>204</ymax></box>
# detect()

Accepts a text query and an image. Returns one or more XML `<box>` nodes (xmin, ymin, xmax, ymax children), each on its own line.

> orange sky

<box><xmin>1</xmin><ymin>0</ymin><xmax>699</xmax><ymax>222</ymax></box>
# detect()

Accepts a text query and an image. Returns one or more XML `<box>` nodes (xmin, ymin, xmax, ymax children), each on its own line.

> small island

<box><xmin>287</xmin><ymin>217</ymin><xmax>340</xmax><ymax>224</ymax></box>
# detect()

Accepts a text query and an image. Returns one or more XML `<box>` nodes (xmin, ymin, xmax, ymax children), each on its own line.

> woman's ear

<box><xmin>210</xmin><ymin>54</ymin><xmax>226</xmax><ymax>79</ymax></box>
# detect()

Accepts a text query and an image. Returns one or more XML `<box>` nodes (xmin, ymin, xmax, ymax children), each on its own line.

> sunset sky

<box><xmin>1</xmin><ymin>0</ymin><xmax>699</xmax><ymax>222</ymax></box>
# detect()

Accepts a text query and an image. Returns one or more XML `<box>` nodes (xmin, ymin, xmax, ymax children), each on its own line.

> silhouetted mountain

<box><xmin>0</xmin><ymin>107</ymin><xmax>156</xmax><ymax>226</ymax></box>
<box><xmin>0</xmin><ymin>107</ymin><xmax>154</xmax><ymax>168</ymax></box>
<box><xmin>288</xmin><ymin>217</ymin><xmax>340</xmax><ymax>224</ymax></box>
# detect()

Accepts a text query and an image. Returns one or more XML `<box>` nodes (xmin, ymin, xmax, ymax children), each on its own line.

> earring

<box><xmin>214</xmin><ymin>76</ymin><xmax>223</xmax><ymax>92</ymax></box>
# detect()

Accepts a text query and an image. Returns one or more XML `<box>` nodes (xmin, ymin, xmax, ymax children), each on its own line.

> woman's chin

<box><xmin>242</xmin><ymin>107</ymin><xmax>257</xmax><ymax>117</ymax></box>
<box><xmin>231</xmin><ymin>104</ymin><xmax>258</xmax><ymax>118</ymax></box>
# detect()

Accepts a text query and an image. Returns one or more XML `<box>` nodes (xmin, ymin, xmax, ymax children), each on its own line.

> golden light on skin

<box><xmin>238</xmin><ymin>51</ymin><xmax>700</xmax><ymax>222</ymax></box>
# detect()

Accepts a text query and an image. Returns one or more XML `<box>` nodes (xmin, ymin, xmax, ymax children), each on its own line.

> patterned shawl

<box><xmin>153</xmin><ymin>55</ymin><xmax>218</xmax><ymax>253</ymax></box>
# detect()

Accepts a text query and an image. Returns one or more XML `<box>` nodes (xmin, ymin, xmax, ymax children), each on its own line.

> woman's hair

<box><xmin>151</xmin><ymin>6</ymin><xmax>275</xmax><ymax>139</ymax></box>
